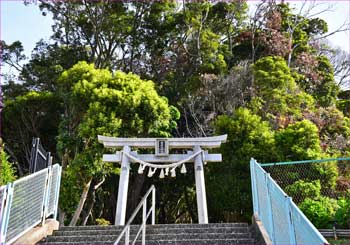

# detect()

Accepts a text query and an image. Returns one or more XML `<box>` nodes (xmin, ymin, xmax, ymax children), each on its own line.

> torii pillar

<box><xmin>98</xmin><ymin>135</ymin><xmax>227</xmax><ymax>225</ymax></box>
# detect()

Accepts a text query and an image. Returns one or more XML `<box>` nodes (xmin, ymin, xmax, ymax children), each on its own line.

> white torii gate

<box><xmin>98</xmin><ymin>134</ymin><xmax>227</xmax><ymax>225</ymax></box>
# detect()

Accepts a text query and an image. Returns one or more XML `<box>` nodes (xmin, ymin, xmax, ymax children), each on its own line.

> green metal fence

<box><xmin>262</xmin><ymin>157</ymin><xmax>350</xmax><ymax>229</ymax></box>
<box><xmin>251</xmin><ymin>158</ymin><xmax>328</xmax><ymax>244</ymax></box>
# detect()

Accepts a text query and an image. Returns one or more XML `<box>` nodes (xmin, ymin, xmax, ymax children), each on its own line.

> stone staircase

<box><xmin>40</xmin><ymin>223</ymin><xmax>256</xmax><ymax>244</ymax></box>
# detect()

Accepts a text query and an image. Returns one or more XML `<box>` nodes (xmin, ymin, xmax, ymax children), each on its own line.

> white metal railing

<box><xmin>114</xmin><ymin>185</ymin><xmax>156</xmax><ymax>245</ymax></box>
<box><xmin>0</xmin><ymin>164</ymin><xmax>62</xmax><ymax>244</ymax></box>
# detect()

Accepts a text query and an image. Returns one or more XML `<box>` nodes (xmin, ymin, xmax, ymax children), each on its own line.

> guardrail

<box><xmin>0</xmin><ymin>164</ymin><xmax>61</xmax><ymax>244</ymax></box>
<box><xmin>114</xmin><ymin>185</ymin><xmax>156</xmax><ymax>245</ymax></box>
<box><xmin>250</xmin><ymin>158</ymin><xmax>328</xmax><ymax>245</ymax></box>
<box><xmin>319</xmin><ymin>229</ymin><xmax>350</xmax><ymax>238</ymax></box>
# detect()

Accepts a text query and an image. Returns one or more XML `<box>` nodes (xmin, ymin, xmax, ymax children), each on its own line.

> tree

<box><xmin>0</xmin><ymin>41</ymin><xmax>26</xmax><ymax>73</ymax></box>
<box><xmin>1</xmin><ymin>40</ymin><xmax>89</xmax><ymax>173</ymax></box>
<box><xmin>319</xmin><ymin>44</ymin><xmax>350</xmax><ymax>89</ymax></box>
<box><xmin>2</xmin><ymin>91</ymin><xmax>61</xmax><ymax>173</ymax></box>
<box><xmin>293</xmin><ymin>54</ymin><xmax>340</xmax><ymax>107</ymax></box>
<box><xmin>300</xmin><ymin>196</ymin><xmax>338</xmax><ymax>228</ymax></box>
<box><xmin>251</xmin><ymin>56</ymin><xmax>315</xmax><ymax>123</ymax></box>
<box><xmin>275</xmin><ymin>120</ymin><xmax>338</xmax><ymax>189</ymax></box>
<box><xmin>275</xmin><ymin>120</ymin><xmax>322</xmax><ymax>161</ymax></box>
<box><xmin>20</xmin><ymin>40</ymin><xmax>89</xmax><ymax>93</ymax></box>
<box><xmin>209</xmin><ymin>108</ymin><xmax>276</xmax><ymax>222</ymax></box>
<box><xmin>57</xmin><ymin>61</ymin><xmax>179</xmax><ymax>225</ymax></box>
<box><xmin>0</xmin><ymin>139</ymin><xmax>17</xmax><ymax>186</ymax></box>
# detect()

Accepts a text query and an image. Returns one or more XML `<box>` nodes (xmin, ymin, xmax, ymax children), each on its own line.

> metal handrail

<box><xmin>114</xmin><ymin>185</ymin><xmax>156</xmax><ymax>245</ymax></box>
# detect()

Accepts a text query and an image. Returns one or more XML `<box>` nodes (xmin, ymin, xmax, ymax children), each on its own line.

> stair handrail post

<box><xmin>266</xmin><ymin>173</ymin><xmax>275</xmax><ymax>244</ymax></box>
<box><xmin>142</xmin><ymin>199</ymin><xmax>147</xmax><ymax>245</ymax></box>
<box><xmin>114</xmin><ymin>185</ymin><xmax>155</xmax><ymax>245</ymax></box>
<box><xmin>41</xmin><ymin>166</ymin><xmax>52</xmax><ymax>226</ymax></box>
<box><xmin>125</xmin><ymin>226</ymin><xmax>130</xmax><ymax>245</ymax></box>
<box><xmin>285</xmin><ymin>196</ymin><xmax>296</xmax><ymax>245</ymax></box>
<box><xmin>151</xmin><ymin>187</ymin><xmax>155</xmax><ymax>225</ymax></box>
<box><xmin>0</xmin><ymin>183</ymin><xmax>13</xmax><ymax>245</ymax></box>
<box><xmin>250</xmin><ymin>158</ymin><xmax>259</xmax><ymax>215</ymax></box>
<box><xmin>53</xmin><ymin>165</ymin><xmax>62</xmax><ymax>220</ymax></box>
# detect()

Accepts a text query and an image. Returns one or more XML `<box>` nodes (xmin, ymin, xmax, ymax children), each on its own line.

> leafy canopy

<box><xmin>251</xmin><ymin>56</ymin><xmax>314</xmax><ymax>118</ymax></box>
<box><xmin>57</xmin><ymin>61</ymin><xmax>179</xmax><ymax>215</ymax></box>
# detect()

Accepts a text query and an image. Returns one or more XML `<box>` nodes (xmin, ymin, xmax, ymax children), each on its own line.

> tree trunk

<box><xmin>81</xmin><ymin>204</ymin><xmax>93</xmax><ymax>226</ymax></box>
<box><xmin>127</xmin><ymin>173</ymin><xmax>146</xmax><ymax>219</ymax></box>
<box><xmin>58</xmin><ymin>207</ymin><xmax>66</xmax><ymax>227</ymax></box>
<box><xmin>69</xmin><ymin>177</ymin><xmax>92</xmax><ymax>226</ymax></box>
<box><xmin>62</xmin><ymin>150</ymin><xmax>69</xmax><ymax>171</ymax></box>
<box><xmin>81</xmin><ymin>179</ymin><xmax>96</xmax><ymax>226</ymax></box>
<box><xmin>82</xmin><ymin>175</ymin><xmax>105</xmax><ymax>225</ymax></box>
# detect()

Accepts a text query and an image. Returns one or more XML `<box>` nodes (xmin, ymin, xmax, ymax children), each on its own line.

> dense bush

<box><xmin>300</xmin><ymin>196</ymin><xmax>350</xmax><ymax>229</ymax></box>
<box><xmin>335</xmin><ymin>198</ymin><xmax>350</xmax><ymax>228</ymax></box>
<box><xmin>299</xmin><ymin>196</ymin><xmax>338</xmax><ymax>228</ymax></box>
<box><xmin>285</xmin><ymin>180</ymin><xmax>321</xmax><ymax>203</ymax></box>
<box><xmin>0</xmin><ymin>141</ymin><xmax>17</xmax><ymax>186</ymax></box>
<box><xmin>208</xmin><ymin>108</ymin><xmax>276</xmax><ymax>221</ymax></box>
<box><xmin>275</xmin><ymin>120</ymin><xmax>323</xmax><ymax>161</ymax></box>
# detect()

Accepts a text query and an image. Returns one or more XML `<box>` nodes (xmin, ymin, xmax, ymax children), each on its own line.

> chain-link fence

<box><xmin>262</xmin><ymin>158</ymin><xmax>350</xmax><ymax>229</ymax></box>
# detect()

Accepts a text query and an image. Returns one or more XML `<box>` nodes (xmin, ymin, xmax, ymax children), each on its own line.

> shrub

<box><xmin>285</xmin><ymin>180</ymin><xmax>321</xmax><ymax>203</ymax></box>
<box><xmin>335</xmin><ymin>198</ymin><xmax>350</xmax><ymax>228</ymax></box>
<box><xmin>0</xmin><ymin>140</ymin><xmax>16</xmax><ymax>186</ymax></box>
<box><xmin>299</xmin><ymin>196</ymin><xmax>338</xmax><ymax>228</ymax></box>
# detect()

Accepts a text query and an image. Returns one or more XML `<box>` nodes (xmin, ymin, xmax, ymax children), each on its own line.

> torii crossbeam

<box><xmin>98</xmin><ymin>134</ymin><xmax>227</xmax><ymax>225</ymax></box>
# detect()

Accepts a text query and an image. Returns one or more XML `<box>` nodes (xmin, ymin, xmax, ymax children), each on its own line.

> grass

<box><xmin>327</xmin><ymin>238</ymin><xmax>350</xmax><ymax>244</ymax></box>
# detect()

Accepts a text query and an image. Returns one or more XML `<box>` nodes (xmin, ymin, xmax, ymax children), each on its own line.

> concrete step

<box><xmin>132</xmin><ymin>238</ymin><xmax>256</xmax><ymax>244</ymax></box>
<box><xmin>53</xmin><ymin>226</ymin><xmax>250</xmax><ymax>236</ymax></box>
<box><xmin>58</xmin><ymin>223</ymin><xmax>248</xmax><ymax>231</ymax></box>
<box><xmin>40</xmin><ymin>223</ymin><xmax>256</xmax><ymax>245</ymax></box>
<box><xmin>46</xmin><ymin>232</ymin><xmax>251</xmax><ymax>243</ymax></box>
<box><xmin>41</xmin><ymin>238</ymin><xmax>255</xmax><ymax>245</ymax></box>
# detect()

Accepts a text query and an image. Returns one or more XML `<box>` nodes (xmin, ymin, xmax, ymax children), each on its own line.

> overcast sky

<box><xmin>1</xmin><ymin>1</ymin><xmax>349</xmax><ymax>79</ymax></box>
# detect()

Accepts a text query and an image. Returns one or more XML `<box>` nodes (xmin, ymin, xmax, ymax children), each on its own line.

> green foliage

<box><xmin>0</xmin><ymin>41</ymin><xmax>26</xmax><ymax>72</ymax></box>
<box><xmin>300</xmin><ymin>196</ymin><xmax>338</xmax><ymax>228</ymax></box>
<box><xmin>3</xmin><ymin>91</ymin><xmax>61</xmax><ymax>167</ymax></box>
<box><xmin>0</xmin><ymin>142</ymin><xmax>17</xmax><ymax>186</ymax></box>
<box><xmin>252</xmin><ymin>56</ymin><xmax>315</xmax><ymax>118</ymax></box>
<box><xmin>275</xmin><ymin>120</ymin><xmax>338</xmax><ymax>188</ymax></box>
<box><xmin>2</xmin><ymin>0</ymin><xmax>349</xmax><ymax>226</ymax></box>
<box><xmin>335</xmin><ymin>198</ymin><xmax>350</xmax><ymax>228</ymax></box>
<box><xmin>95</xmin><ymin>218</ymin><xmax>111</xmax><ymax>226</ymax></box>
<box><xmin>215</xmin><ymin>108</ymin><xmax>276</xmax><ymax>164</ymax></box>
<box><xmin>20</xmin><ymin>41</ymin><xmax>89</xmax><ymax>93</ymax></box>
<box><xmin>59</xmin><ymin>166</ymin><xmax>82</xmax><ymax>217</ymax></box>
<box><xmin>313</xmin><ymin>56</ymin><xmax>339</xmax><ymax>107</ymax></box>
<box><xmin>337</xmin><ymin>100</ymin><xmax>350</xmax><ymax>117</ymax></box>
<box><xmin>59</xmin><ymin>61</ymin><xmax>178</xmax><ymax>142</ymax></box>
<box><xmin>275</xmin><ymin>120</ymin><xmax>322</xmax><ymax>161</ymax></box>
<box><xmin>208</xmin><ymin>108</ymin><xmax>275</xmax><ymax>221</ymax></box>
<box><xmin>285</xmin><ymin>180</ymin><xmax>321</xmax><ymax>203</ymax></box>
<box><xmin>278</xmin><ymin>3</ymin><xmax>328</xmax><ymax>54</ymax></box>
<box><xmin>57</xmin><ymin>61</ymin><xmax>179</xmax><ymax>215</ymax></box>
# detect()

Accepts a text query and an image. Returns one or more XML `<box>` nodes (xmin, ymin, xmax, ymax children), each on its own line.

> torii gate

<box><xmin>98</xmin><ymin>135</ymin><xmax>227</xmax><ymax>225</ymax></box>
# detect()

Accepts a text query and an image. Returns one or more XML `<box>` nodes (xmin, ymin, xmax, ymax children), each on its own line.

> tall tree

<box><xmin>57</xmin><ymin>61</ymin><xmax>179</xmax><ymax>225</ymax></box>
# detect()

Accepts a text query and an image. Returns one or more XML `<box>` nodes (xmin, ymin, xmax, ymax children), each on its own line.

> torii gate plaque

<box><xmin>98</xmin><ymin>134</ymin><xmax>227</xmax><ymax>225</ymax></box>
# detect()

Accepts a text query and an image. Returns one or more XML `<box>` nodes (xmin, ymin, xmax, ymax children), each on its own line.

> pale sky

<box><xmin>248</xmin><ymin>1</ymin><xmax>350</xmax><ymax>53</ymax></box>
<box><xmin>1</xmin><ymin>0</ymin><xmax>349</xmax><ymax>79</ymax></box>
